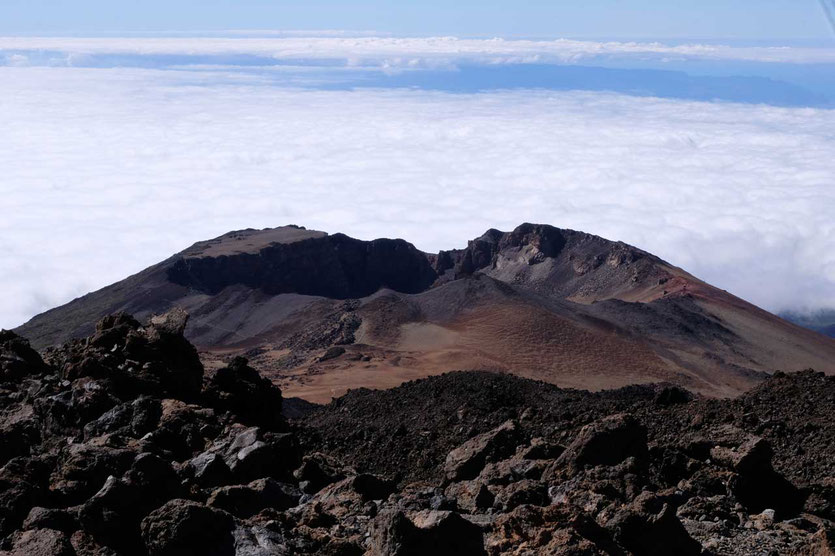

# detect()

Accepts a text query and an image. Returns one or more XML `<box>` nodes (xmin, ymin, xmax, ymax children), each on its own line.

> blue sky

<box><xmin>1</xmin><ymin>0</ymin><xmax>833</xmax><ymax>40</ymax></box>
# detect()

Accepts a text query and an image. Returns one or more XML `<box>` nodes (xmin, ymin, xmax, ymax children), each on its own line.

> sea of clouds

<box><xmin>3</xmin><ymin>35</ymin><xmax>835</xmax><ymax>65</ymax></box>
<box><xmin>1</xmin><ymin>36</ymin><xmax>834</xmax><ymax>329</ymax></box>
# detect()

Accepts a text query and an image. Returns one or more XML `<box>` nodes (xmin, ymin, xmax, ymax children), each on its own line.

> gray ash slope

<box><xmin>3</xmin><ymin>312</ymin><xmax>835</xmax><ymax>555</ymax></box>
<box><xmin>15</xmin><ymin>224</ymin><xmax>835</xmax><ymax>400</ymax></box>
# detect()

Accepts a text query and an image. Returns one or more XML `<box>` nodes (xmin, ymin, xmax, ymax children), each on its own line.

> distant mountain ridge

<box><xmin>780</xmin><ymin>309</ymin><xmax>835</xmax><ymax>338</ymax></box>
<box><xmin>15</xmin><ymin>224</ymin><xmax>835</xmax><ymax>402</ymax></box>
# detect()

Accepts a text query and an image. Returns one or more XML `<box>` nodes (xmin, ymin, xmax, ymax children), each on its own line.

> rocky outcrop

<box><xmin>441</xmin><ymin>224</ymin><xmax>570</xmax><ymax>277</ymax></box>
<box><xmin>443</xmin><ymin>420</ymin><xmax>520</xmax><ymax>482</ymax></box>
<box><xmin>167</xmin><ymin>233</ymin><xmax>439</xmax><ymax>299</ymax></box>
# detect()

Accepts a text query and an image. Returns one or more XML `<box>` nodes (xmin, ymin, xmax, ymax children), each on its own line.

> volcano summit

<box><xmin>16</xmin><ymin>224</ymin><xmax>835</xmax><ymax>402</ymax></box>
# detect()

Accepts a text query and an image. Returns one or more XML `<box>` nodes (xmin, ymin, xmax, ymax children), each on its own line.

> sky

<box><xmin>1</xmin><ymin>4</ymin><xmax>835</xmax><ymax>329</ymax></box>
<box><xmin>1</xmin><ymin>0</ymin><xmax>834</xmax><ymax>40</ymax></box>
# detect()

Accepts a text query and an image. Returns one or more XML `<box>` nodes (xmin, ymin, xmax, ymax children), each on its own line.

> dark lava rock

<box><xmin>49</xmin><ymin>443</ymin><xmax>137</xmax><ymax>505</ymax></box>
<box><xmin>202</xmin><ymin>356</ymin><xmax>283</xmax><ymax>429</ymax></box>
<box><xmin>219</xmin><ymin>426</ymin><xmax>300</xmax><ymax>483</ymax></box>
<box><xmin>294</xmin><ymin>452</ymin><xmax>346</xmax><ymax>494</ymax></box>
<box><xmin>78</xmin><ymin>454</ymin><xmax>180</xmax><ymax>553</ymax></box>
<box><xmin>207</xmin><ymin>478</ymin><xmax>301</xmax><ymax>518</ymax></box>
<box><xmin>1</xmin><ymin>527</ymin><xmax>75</xmax><ymax>556</ymax></box>
<box><xmin>555</xmin><ymin>413</ymin><xmax>647</xmax><ymax>471</ymax></box>
<box><xmin>605</xmin><ymin>491</ymin><xmax>701</xmax><ymax>556</ymax></box>
<box><xmin>2</xmin><ymin>312</ymin><xmax>834</xmax><ymax>556</ymax></box>
<box><xmin>444</xmin><ymin>420</ymin><xmax>520</xmax><ymax>482</ymax></box>
<box><xmin>370</xmin><ymin>510</ymin><xmax>486</xmax><ymax>556</ymax></box>
<box><xmin>348</xmin><ymin>473</ymin><xmax>396</xmax><ymax>502</ymax></box>
<box><xmin>0</xmin><ymin>331</ymin><xmax>48</xmax><ymax>382</ymax></box>
<box><xmin>22</xmin><ymin>507</ymin><xmax>78</xmax><ymax>534</ymax></box>
<box><xmin>83</xmin><ymin>397</ymin><xmax>161</xmax><ymax>440</ymax></box>
<box><xmin>51</xmin><ymin>310</ymin><xmax>204</xmax><ymax>403</ymax></box>
<box><xmin>187</xmin><ymin>451</ymin><xmax>232</xmax><ymax>489</ymax></box>
<box><xmin>140</xmin><ymin>499</ymin><xmax>234</xmax><ymax>556</ymax></box>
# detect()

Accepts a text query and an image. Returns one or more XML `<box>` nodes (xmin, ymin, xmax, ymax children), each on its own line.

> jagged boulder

<box><xmin>0</xmin><ymin>456</ymin><xmax>54</xmax><ymax>537</ymax></box>
<box><xmin>217</xmin><ymin>426</ymin><xmax>300</xmax><ymax>483</ymax></box>
<box><xmin>0</xmin><ymin>331</ymin><xmax>48</xmax><ymax>382</ymax></box>
<box><xmin>138</xmin><ymin>399</ymin><xmax>219</xmax><ymax>460</ymax></box>
<box><xmin>604</xmin><ymin>491</ymin><xmax>701</xmax><ymax>556</ymax></box>
<box><xmin>49</xmin><ymin>443</ymin><xmax>137</xmax><ymax>505</ymax></box>
<box><xmin>370</xmin><ymin>510</ymin><xmax>486</xmax><ymax>556</ymax></box>
<box><xmin>202</xmin><ymin>356</ymin><xmax>283</xmax><ymax>429</ymax></box>
<box><xmin>306</xmin><ymin>473</ymin><xmax>396</xmax><ymax>520</ymax></box>
<box><xmin>207</xmin><ymin>478</ymin><xmax>301</xmax><ymax>518</ymax></box>
<box><xmin>293</xmin><ymin>452</ymin><xmax>346</xmax><ymax>494</ymax></box>
<box><xmin>0</xmin><ymin>403</ymin><xmax>40</xmax><ymax>467</ymax></box>
<box><xmin>444</xmin><ymin>420</ymin><xmax>520</xmax><ymax>482</ymax></box>
<box><xmin>83</xmin><ymin>397</ymin><xmax>161</xmax><ymax>440</ymax></box>
<box><xmin>34</xmin><ymin>377</ymin><xmax>120</xmax><ymax>433</ymax></box>
<box><xmin>701</xmin><ymin>425</ymin><xmax>802</xmax><ymax>517</ymax></box>
<box><xmin>69</xmin><ymin>529</ymin><xmax>120</xmax><ymax>556</ymax></box>
<box><xmin>492</xmin><ymin>479</ymin><xmax>548</xmax><ymax>512</ymax></box>
<box><xmin>0</xmin><ymin>527</ymin><xmax>75</xmax><ymax>556</ymax></box>
<box><xmin>78</xmin><ymin>453</ymin><xmax>181</xmax><ymax>552</ymax></box>
<box><xmin>487</xmin><ymin>504</ymin><xmax>619</xmax><ymax>555</ymax></box>
<box><xmin>22</xmin><ymin>507</ymin><xmax>78</xmax><ymax>534</ymax></box>
<box><xmin>140</xmin><ymin>499</ymin><xmax>235</xmax><ymax>556</ymax></box>
<box><xmin>444</xmin><ymin>480</ymin><xmax>494</xmax><ymax>513</ymax></box>
<box><xmin>554</xmin><ymin>413</ymin><xmax>647</xmax><ymax>472</ymax></box>
<box><xmin>186</xmin><ymin>452</ymin><xmax>232</xmax><ymax>489</ymax></box>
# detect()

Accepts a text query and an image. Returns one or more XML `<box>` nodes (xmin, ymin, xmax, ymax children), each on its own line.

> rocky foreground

<box><xmin>1</xmin><ymin>311</ymin><xmax>834</xmax><ymax>555</ymax></box>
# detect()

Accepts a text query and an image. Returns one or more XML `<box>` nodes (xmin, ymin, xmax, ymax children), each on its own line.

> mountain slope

<box><xmin>15</xmin><ymin>224</ymin><xmax>835</xmax><ymax>401</ymax></box>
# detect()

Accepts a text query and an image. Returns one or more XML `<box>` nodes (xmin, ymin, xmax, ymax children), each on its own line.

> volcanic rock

<box><xmin>1</xmin><ymin>312</ymin><xmax>833</xmax><ymax>555</ymax></box>
<box><xmin>0</xmin><ymin>331</ymin><xmax>48</xmax><ymax>382</ymax></box>
<box><xmin>207</xmin><ymin>478</ymin><xmax>301</xmax><ymax>518</ymax></box>
<box><xmin>443</xmin><ymin>420</ymin><xmax>520</xmax><ymax>482</ymax></box>
<box><xmin>554</xmin><ymin>413</ymin><xmax>648</xmax><ymax>472</ymax></box>
<box><xmin>370</xmin><ymin>509</ymin><xmax>486</xmax><ymax>556</ymax></box>
<box><xmin>0</xmin><ymin>527</ymin><xmax>75</xmax><ymax>556</ymax></box>
<box><xmin>139</xmin><ymin>499</ymin><xmax>234</xmax><ymax>556</ymax></box>
<box><xmin>202</xmin><ymin>356</ymin><xmax>283</xmax><ymax>429</ymax></box>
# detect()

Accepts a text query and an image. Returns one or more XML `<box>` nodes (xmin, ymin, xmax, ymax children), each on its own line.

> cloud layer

<box><xmin>2</xmin><ymin>64</ymin><xmax>834</xmax><ymax>329</ymax></box>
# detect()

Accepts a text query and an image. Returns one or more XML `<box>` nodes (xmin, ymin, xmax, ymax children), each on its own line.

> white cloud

<box><xmin>1</xmin><ymin>36</ymin><xmax>835</xmax><ymax>66</ymax></box>
<box><xmin>1</xmin><ymin>65</ymin><xmax>834</xmax><ymax>329</ymax></box>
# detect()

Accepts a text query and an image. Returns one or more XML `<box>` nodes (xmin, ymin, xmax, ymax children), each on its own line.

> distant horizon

<box><xmin>0</xmin><ymin>31</ymin><xmax>832</xmax><ymax>45</ymax></box>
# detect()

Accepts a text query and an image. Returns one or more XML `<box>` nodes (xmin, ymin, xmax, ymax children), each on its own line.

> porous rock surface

<box><xmin>1</xmin><ymin>311</ymin><xmax>834</xmax><ymax>555</ymax></box>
